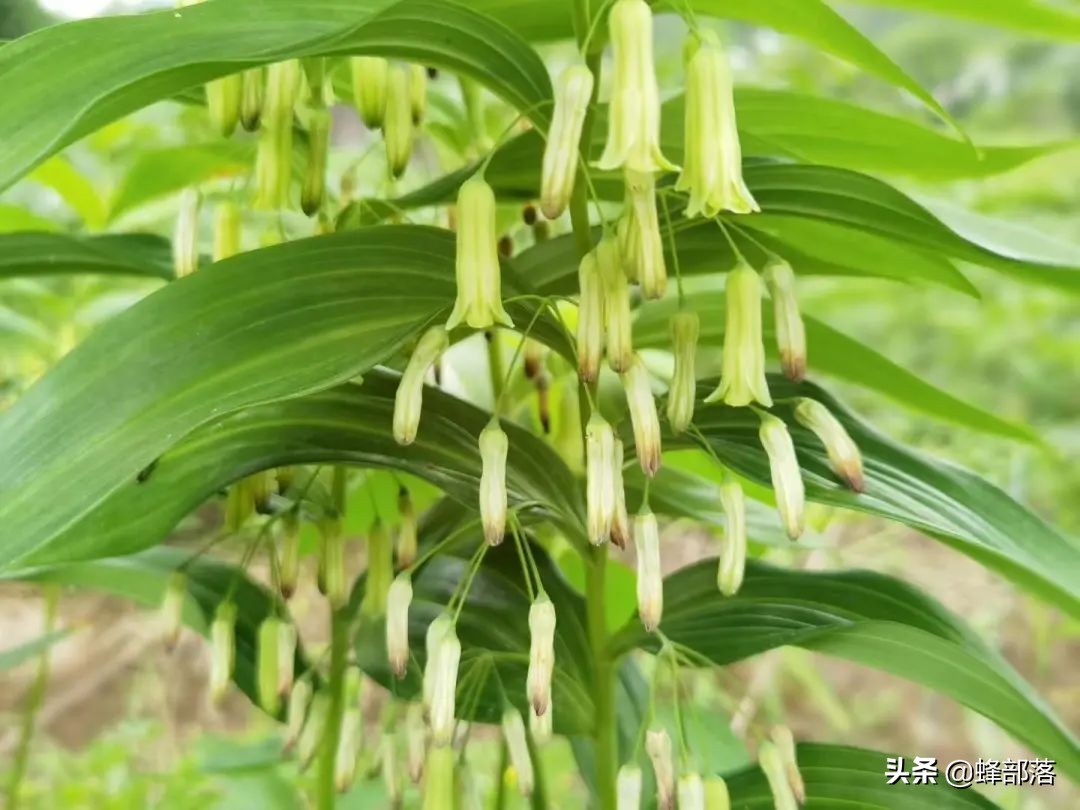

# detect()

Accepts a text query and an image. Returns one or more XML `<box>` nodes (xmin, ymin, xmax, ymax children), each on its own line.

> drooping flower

<box><xmin>385</xmin><ymin>65</ymin><xmax>415</xmax><ymax>179</ymax></box>
<box><xmin>160</xmin><ymin>570</ymin><xmax>186</xmax><ymax>649</ymax></box>
<box><xmin>393</xmin><ymin>325</ymin><xmax>449</xmax><ymax>445</ymax></box>
<box><xmin>387</xmin><ymin>573</ymin><xmax>413</xmax><ymax>679</ymax></box>
<box><xmin>446</xmin><ymin>177</ymin><xmax>513</xmax><ymax>330</ymax></box>
<box><xmin>410</xmin><ymin>63</ymin><xmax>428</xmax><ymax>124</ymax></box>
<box><xmin>646</xmin><ymin>729</ymin><xmax>676</xmax><ymax>810</ymax></box>
<box><xmin>635</xmin><ymin>509</ymin><xmax>663</xmax><ymax>632</ymax></box>
<box><xmin>319</xmin><ymin>519</ymin><xmax>348</xmax><ymax>608</ymax></box>
<box><xmin>362</xmin><ymin>520</ymin><xmax>393</xmax><ymax>616</ymax></box>
<box><xmin>212</xmin><ymin>201</ymin><xmax>240</xmax><ymax>262</ymax></box>
<box><xmin>283</xmin><ymin>678</ymin><xmax>312</xmax><ymax>753</ymax></box>
<box><xmin>771</xmin><ymin>725</ymin><xmax>806</xmax><ymax>803</ymax></box>
<box><xmin>717</xmin><ymin>480</ymin><xmax>747</xmax><ymax>596</ymax></box>
<box><xmin>240</xmin><ymin>67</ymin><xmax>263</xmax><ymax>131</ymax></box>
<box><xmin>502</xmin><ymin>707</ymin><xmax>535</xmax><ymax>796</ymax></box>
<box><xmin>422</xmin><ymin>744</ymin><xmax>456</xmax><ymax>810</ymax></box>
<box><xmin>622</xmin><ymin>355</ymin><xmax>662</xmax><ymax>476</ymax></box>
<box><xmin>277</xmin><ymin>621</ymin><xmax>297</xmax><ymax>697</ymax></box>
<box><xmin>381</xmin><ymin>728</ymin><xmax>402</xmax><ymax>805</ymax></box>
<box><xmin>617</xmin><ymin>765</ymin><xmax>643</xmax><ymax>810</ymax></box>
<box><xmin>585</xmin><ymin>412</ymin><xmax>618</xmax><ymax>544</ymax></box>
<box><xmin>610</xmin><ymin>439</ymin><xmax>631</xmax><ymax>550</ymax></box>
<box><xmin>540</xmin><ymin>64</ymin><xmax>595</xmax><ymax>219</ymax></box>
<box><xmin>279</xmin><ymin>511</ymin><xmax>301</xmax><ymax>599</ymax></box>
<box><xmin>352</xmin><ymin>56</ymin><xmax>389</xmax><ymax>129</ymax></box>
<box><xmin>704</xmin><ymin>775</ymin><xmax>731</xmax><ymax>809</ymax></box>
<box><xmin>406</xmin><ymin>702</ymin><xmax>426</xmax><ymax>783</ymax></box>
<box><xmin>334</xmin><ymin>668</ymin><xmax>363</xmax><ymax>791</ymax></box>
<box><xmin>301</xmin><ymin>105</ymin><xmax>330</xmax><ymax>216</ymax></box>
<box><xmin>254</xmin><ymin>60</ymin><xmax>301</xmax><ymax>209</ymax></box>
<box><xmin>758</xmin><ymin>741</ymin><xmax>799</xmax><ymax>810</ymax></box>
<box><xmin>667</xmin><ymin>310</ymin><xmax>699</xmax><ymax>434</ymax></box>
<box><xmin>209</xmin><ymin>601</ymin><xmax>237</xmax><ymax>704</ymax></box>
<box><xmin>596</xmin><ymin>0</ymin><xmax>678</xmax><ymax>173</ymax></box>
<box><xmin>577</xmin><ymin>250</ymin><xmax>605</xmax><ymax>383</ymax></box>
<box><xmin>599</xmin><ymin>235</ymin><xmax>633</xmax><ymax>373</ymax></box>
<box><xmin>172</xmin><ymin>188</ymin><xmax>199</xmax><ymax>278</ymax></box>
<box><xmin>396</xmin><ymin>487</ymin><xmax>418</xmax><ymax>568</ymax></box>
<box><xmin>479</xmin><ymin>419</ymin><xmax>509</xmax><ymax>545</ymax></box>
<box><xmin>764</xmin><ymin>259</ymin><xmax>806</xmax><ymax>382</ymax></box>
<box><xmin>257</xmin><ymin>616</ymin><xmax>282</xmax><ymax>714</ymax></box>
<box><xmin>428</xmin><ymin>623</ymin><xmax>462</xmax><ymax>746</ymax></box>
<box><xmin>298</xmin><ymin>691</ymin><xmax>329</xmax><ymax>767</ymax></box>
<box><xmin>422</xmin><ymin>613</ymin><xmax>453</xmax><ymax>714</ymax></box>
<box><xmin>707</xmin><ymin>262</ymin><xmax>772</xmax><ymax>407</ymax></box>
<box><xmin>758</xmin><ymin>413</ymin><xmax>805</xmax><ymax>540</ymax></box>
<box><xmin>676</xmin><ymin>35</ymin><xmax>758</xmax><ymax>216</ymax></box>
<box><xmin>678</xmin><ymin>772</ymin><xmax>707</xmax><ymax>810</ymax></box>
<box><xmin>206</xmin><ymin>72</ymin><xmax>242</xmax><ymax>138</ymax></box>
<box><xmin>794</xmin><ymin>398</ymin><xmax>864</xmax><ymax>492</ymax></box>
<box><xmin>527</xmin><ymin>593</ymin><xmax>556</xmax><ymax>716</ymax></box>
<box><xmin>622</xmin><ymin>171</ymin><xmax>668</xmax><ymax>298</ymax></box>
<box><xmin>530</xmin><ymin>697</ymin><xmax>553</xmax><ymax>743</ymax></box>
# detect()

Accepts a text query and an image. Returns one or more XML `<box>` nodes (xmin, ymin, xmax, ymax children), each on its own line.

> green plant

<box><xmin>0</xmin><ymin>0</ymin><xmax>1078</xmax><ymax>808</ymax></box>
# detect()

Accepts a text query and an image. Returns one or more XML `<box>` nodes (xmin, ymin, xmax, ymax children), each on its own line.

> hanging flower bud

<box><xmin>422</xmin><ymin>613</ymin><xmax>453</xmax><ymax>714</ymax></box>
<box><xmin>447</xmin><ymin>178</ymin><xmax>513</xmax><ymax>330</ymax></box>
<box><xmin>536</xmin><ymin>372</ymin><xmax>552</xmax><ymax>434</ymax></box>
<box><xmin>277</xmin><ymin>621</ymin><xmax>297</xmax><ymax>697</ymax></box>
<box><xmin>585</xmin><ymin>413</ymin><xmax>617</xmax><ymax>545</ymax></box>
<box><xmin>530</xmin><ymin>698</ymin><xmax>553</xmax><ymax>743</ymax></box>
<box><xmin>428</xmin><ymin>623</ymin><xmax>461</xmax><ymax>746</ymax></box>
<box><xmin>394</xmin><ymin>325</ymin><xmax>449</xmax><ymax>445</ymax></box>
<box><xmin>622</xmin><ymin>355</ymin><xmax>662</xmax><ymax>476</ymax></box>
<box><xmin>527</xmin><ymin>593</ymin><xmax>556</xmax><ymax>716</ymax></box>
<box><xmin>385</xmin><ymin>65</ymin><xmax>415</xmax><ymax>179</ymax></box>
<box><xmin>667</xmin><ymin>310</ymin><xmax>699</xmax><ymax>434</ymax></box>
<box><xmin>352</xmin><ymin>56</ymin><xmax>389</xmax><ymax>129</ymax></box>
<box><xmin>396</xmin><ymin>488</ymin><xmax>418</xmax><ymax>568</ymax></box>
<box><xmin>596</xmin><ymin>0</ymin><xmax>678</xmax><ymax>173</ymax></box>
<box><xmin>598</xmin><ymin>235</ymin><xmax>633</xmax><ymax>373</ymax></box>
<box><xmin>794</xmin><ymin>398</ymin><xmax>864</xmax><ymax>492</ymax></box>
<box><xmin>617</xmin><ymin>765</ymin><xmax>643</xmax><ymax>810</ymax></box>
<box><xmin>523</xmin><ymin>339</ymin><xmax>546</xmax><ymax>379</ymax></box>
<box><xmin>502</xmin><ymin>707</ymin><xmax>534</xmax><ymax>796</ymax></box>
<box><xmin>320</xmin><ymin>519</ymin><xmax>348</xmax><ymax>609</ymax></box>
<box><xmin>206</xmin><ymin>73</ymin><xmax>241</xmax><ymax>138</ymax></box>
<box><xmin>212</xmin><ymin>201</ymin><xmax>240</xmax><ymax>262</ymax></box>
<box><xmin>410</xmin><ymin>63</ymin><xmax>428</xmax><ymax>124</ymax></box>
<box><xmin>705</xmin><ymin>776</ymin><xmax>731</xmax><ymax>810</ymax></box>
<box><xmin>624</xmin><ymin>171</ymin><xmax>668</xmax><ymax>298</ymax></box>
<box><xmin>764</xmin><ymin>259</ymin><xmax>806</xmax><ymax>382</ymax></box>
<box><xmin>634</xmin><ymin>509</ymin><xmax>663</xmax><ymax>632</ymax></box>
<box><xmin>160</xmin><ymin>570</ymin><xmax>185</xmax><ymax>649</ymax></box>
<box><xmin>298</xmin><ymin>691</ymin><xmax>328</xmax><ymax>767</ymax></box>
<box><xmin>209</xmin><ymin>601</ymin><xmax>236</xmax><ymax>704</ymax></box>
<box><xmin>240</xmin><ymin>67</ymin><xmax>264</xmax><ymax>131</ymax></box>
<box><xmin>771</xmin><ymin>726</ymin><xmax>806</xmax><ymax>803</ymax></box>
<box><xmin>478</xmin><ymin>419</ymin><xmax>509</xmax><ymax>545</ymax></box>
<box><xmin>249</xmin><ymin>470</ymin><xmax>274</xmax><ymax>514</ymax></box>
<box><xmin>758</xmin><ymin>741</ymin><xmax>799</xmax><ymax>810</ymax></box>
<box><xmin>283</xmin><ymin>678</ymin><xmax>312</xmax><ymax>753</ymax></box>
<box><xmin>258</xmin><ymin>616</ymin><xmax>282</xmax><ymax>715</ymax></box>
<box><xmin>422</xmin><ymin>744</ymin><xmax>456</xmax><ymax>810</ymax></box>
<box><xmin>254</xmin><ymin>59</ymin><xmax>301</xmax><ymax>210</ymax></box>
<box><xmin>646</xmin><ymin>729</ymin><xmax>676</xmax><ymax>810</ymax></box>
<box><xmin>676</xmin><ymin>35</ymin><xmax>758</xmax><ymax>216</ymax></box>
<box><xmin>540</xmin><ymin>64</ymin><xmax>594</xmax><ymax>219</ymax></box>
<box><xmin>610</xmin><ymin>440</ymin><xmax>631</xmax><ymax>549</ymax></box>
<box><xmin>387</xmin><ymin>573</ymin><xmax>413</xmax><ymax>679</ymax></box>
<box><xmin>707</xmin><ymin>263</ymin><xmax>772</xmax><ymax>407</ymax></box>
<box><xmin>577</xmin><ymin>250</ymin><xmax>605</xmax><ymax>383</ymax></box>
<box><xmin>717</xmin><ymin>480</ymin><xmax>747</xmax><ymax>596</ymax></box>
<box><xmin>301</xmin><ymin>105</ymin><xmax>330</xmax><ymax>217</ymax></box>
<box><xmin>279</xmin><ymin>511</ymin><xmax>301</xmax><ymax>599</ymax></box>
<box><xmin>406</xmin><ymin>702</ymin><xmax>426</xmax><ymax>783</ymax></box>
<box><xmin>335</xmin><ymin>669</ymin><xmax>363</xmax><ymax>791</ymax></box>
<box><xmin>172</xmin><ymin>188</ymin><xmax>199</xmax><ymax>278</ymax></box>
<box><xmin>679</xmin><ymin>773</ymin><xmax>706</xmax><ymax>810</ymax></box>
<box><xmin>758</xmin><ymin>413</ymin><xmax>805</xmax><ymax>540</ymax></box>
<box><xmin>363</xmin><ymin>520</ymin><xmax>393</xmax><ymax>616</ymax></box>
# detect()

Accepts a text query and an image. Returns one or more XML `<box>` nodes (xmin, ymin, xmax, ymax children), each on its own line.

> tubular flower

<box><xmin>617</xmin><ymin>765</ymin><xmax>643</xmax><ymax>810</ymax></box>
<box><xmin>410</xmin><ymin>63</ymin><xmax>428</xmax><ymax>124</ymax></box>
<box><xmin>422</xmin><ymin>613</ymin><xmax>453</xmax><ymax>714</ymax></box>
<box><xmin>298</xmin><ymin>691</ymin><xmax>329</xmax><ymax>767</ymax></box>
<box><xmin>428</xmin><ymin>623</ymin><xmax>462</xmax><ymax>746</ymax></box>
<box><xmin>527</xmin><ymin>593</ymin><xmax>556</xmax><ymax>716</ymax></box>
<box><xmin>319</xmin><ymin>519</ymin><xmax>348</xmax><ymax>608</ymax></box>
<box><xmin>646</xmin><ymin>729</ymin><xmax>676</xmax><ymax>810</ymax></box>
<box><xmin>667</xmin><ymin>310</ymin><xmax>699</xmax><ymax>434</ymax></box>
<box><xmin>705</xmin><ymin>776</ymin><xmax>731</xmax><ymax>810</ymax></box>
<box><xmin>283</xmin><ymin>679</ymin><xmax>312</xmax><ymax>753</ymax></box>
<box><xmin>396</xmin><ymin>487</ymin><xmax>418</xmax><ymax>568</ymax></box>
<box><xmin>758</xmin><ymin>742</ymin><xmax>799</xmax><ymax>810</ymax></box>
<box><xmin>676</xmin><ymin>35</ymin><xmax>758</xmax><ymax>216</ymax></box>
<box><xmin>254</xmin><ymin>59</ymin><xmax>301</xmax><ymax>210</ymax></box>
<box><xmin>610</xmin><ymin>439</ymin><xmax>631</xmax><ymax>550</ymax></box>
<box><xmin>301</xmin><ymin>105</ymin><xmax>330</xmax><ymax>216</ymax></box>
<box><xmin>623</xmin><ymin>171</ymin><xmax>668</xmax><ymax>298</ymax></box>
<box><xmin>257</xmin><ymin>617</ymin><xmax>281</xmax><ymax>715</ymax></box>
<box><xmin>599</xmin><ymin>235</ymin><xmax>634</xmax><ymax>373</ymax></box>
<box><xmin>622</xmin><ymin>355</ymin><xmax>662</xmax><ymax>476</ymax></box>
<box><xmin>679</xmin><ymin>773</ymin><xmax>707</xmax><ymax>810</ymax></box>
<box><xmin>335</xmin><ymin>668</ymin><xmax>363</xmax><ymax>791</ymax></box>
<box><xmin>212</xmin><ymin>201</ymin><xmax>240</xmax><ymax>262</ymax></box>
<box><xmin>422</xmin><ymin>744</ymin><xmax>456</xmax><ymax>810</ymax></box>
<box><xmin>764</xmin><ymin>259</ymin><xmax>806</xmax><ymax>382</ymax></box>
<box><xmin>530</xmin><ymin>697</ymin><xmax>553</xmax><ymax>743</ymax></box>
<box><xmin>206</xmin><ymin>72</ymin><xmax>242</xmax><ymax>138</ymax></box>
<box><xmin>447</xmin><ymin>177</ymin><xmax>513</xmax><ymax>330</ymax></box>
<box><xmin>240</xmin><ymin>67</ymin><xmax>264</xmax><ymax>131</ymax></box>
<box><xmin>794</xmin><ymin>398</ymin><xmax>864</xmax><ymax>492</ymax></box>
<box><xmin>209</xmin><ymin>601</ymin><xmax>236</xmax><ymax>705</ymax></box>
<box><xmin>387</xmin><ymin>573</ymin><xmax>413</xmax><ymax>679</ymax></box>
<box><xmin>279</xmin><ymin>511</ymin><xmax>301</xmax><ymax>599</ymax></box>
<box><xmin>634</xmin><ymin>509</ymin><xmax>663</xmax><ymax>632</ymax></box>
<box><xmin>540</xmin><ymin>63</ymin><xmax>594</xmax><ymax>219</ymax></box>
<box><xmin>406</xmin><ymin>702</ymin><xmax>426</xmax><ymax>783</ymax></box>
<box><xmin>707</xmin><ymin>263</ymin><xmax>772</xmax><ymax>407</ymax></box>
<box><xmin>352</xmin><ymin>56</ymin><xmax>389</xmax><ymax>129</ymax></box>
<box><xmin>576</xmin><ymin>250</ymin><xmax>605</xmax><ymax>383</ymax></box>
<box><xmin>362</xmin><ymin>520</ymin><xmax>394</xmax><ymax>616</ymax></box>
<box><xmin>172</xmin><ymin>188</ymin><xmax>199</xmax><ymax>278</ymax></box>
<box><xmin>502</xmin><ymin>708</ymin><xmax>535</xmax><ymax>796</ymax></box>
<box><xmin>717</xmin><ymin>480</ymin><xmax>747</xmax><ymax>596</ymax></box>
<box><xmin>585</xmin><ymin>412</ymin><xmax>618</xmax><ymax>545</ymax></box>
<box><xmin>771</xmin><ymin>725</ymin><xmax>806</xmax><ymax>803</ymax></box>
<box><xmin>596</xmin><ymin>0</ymin><xmax>678</xmax><ymax>173</ymax></box>
<box><xmin>479</xmin><ymin>419</ymin><xmax>509</xmax><ymax>545</ymax></box>
<box><xmin>160</xmin><ymin>570</ymin><xmax>185</xmax><ymax>649</ymax></box>
<box><xmin>277</xmin><ymin>622</ymin><xmax>297</xmax><ymax>697</ymax></box>
<box><xmin>758</xmin><ymin>413</ymin><xmax>805</xmax><ymax>540</ymax></box>
<box><xmin>381</xmin><ymin>729</ymin><xmax>402</xmax><ymax>805</ymax></box>
<box><xmin>394</xmin><ymin>325</ymin><xmax>449</xmax><ymax>445</ymax></box>
<box><xmin>385</xmin><ymin>65</ymin><xmax>414</xmax><ymax>179</ymax></box>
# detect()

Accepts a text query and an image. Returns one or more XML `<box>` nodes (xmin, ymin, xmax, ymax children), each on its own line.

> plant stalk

<box><xmin>586</xmin><ymin>546</ymin><xmax>617</xmax><ymax>809</ymax></box>
<box><xmin>316</xmin><ymin>607</ymin><xmax>350</xmax><ymax>810</ymax></box>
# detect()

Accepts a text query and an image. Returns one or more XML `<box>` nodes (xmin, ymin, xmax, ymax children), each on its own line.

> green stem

<box><xmin>586</xmin><ymin>547</ymin><xmax>618</xmax><ymax>809</ymax></box>
<box><xmin>487</xmin><ymin>329</ymin><xmax>505</xmax><ymax>414</ymax></box>
<box><xmin>317</xmin><ymin>608</ymin><xmax>350</xmax><ymax>810</ymax></box>
<box><xmin>494</xmin><ymin>738</ymin><xmax>510</xmax><ymax>809</ymax></box>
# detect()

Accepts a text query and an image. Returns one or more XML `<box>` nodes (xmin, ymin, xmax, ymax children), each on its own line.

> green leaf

<box><xmin>846</xmin><ymin>0</ymin><xmax>1080</xmax><ymax>40</ymax></box>
<box><xmin>675</xmin><ymin>378</ymin><xmax>1080</xmax><ymax>617</ymax></box>
<box><xmin>9</xmin><ymin>547</ymin><xmax>310</xmax><ymax>713</ymax></box>
<box><xmin>0</xmin><ymin>204</ymin><xmax>60</xmax><ymax>234</ymax></box>
<box><xmin>0</xmin><ymin>232</ymin><xmax>173</xmax><ymax>281</ymax></box>
<box><xmin>27</xmin><ymin>156</ymin><xmax>106</xmax><ymax>229</ymax></box>
<box><xmin>0</xmin><ymin>628</ymin><xmax>71</xmax><ymax>671</ymax></box>
<box><xmin>724</xmin><ymin>743</ymin><xmax>1000</xmax><ymax>808</ymax></box>
<box><xmin>612</xmin><ymin>559</ymin><xmax>1080</xmax><ymax>781</ymax></box>
<box><xmin>0</xmin><ymin>0</ymin><xmax>552</xmax><ymax>191</ymax></box>
<box><xmin>634</xmin><ymin>290</ymin><xmax>1039</xmax><ymax>444</ymax></box>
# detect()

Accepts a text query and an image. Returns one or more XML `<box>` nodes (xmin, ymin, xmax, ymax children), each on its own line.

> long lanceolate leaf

<box><xmin>612</xmin><ymin>560</ymin><xmax>1080</xmax><ymax>781</ymax></box>
<box><xmin>0</xmin><ymin>0</ymin><xmax>552</xmax><ymax>191</ymax></box>
<box><xmin>674</xmin><ymin>379</ymin><xmax>1080</xmax><ymax>618</ymax></box>
<box><xmin>0</xmin><ymin>232</ymin><xmax>173</xmax><ymax>281</ymax></box>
